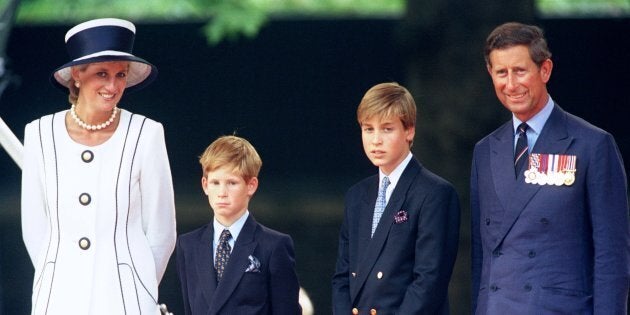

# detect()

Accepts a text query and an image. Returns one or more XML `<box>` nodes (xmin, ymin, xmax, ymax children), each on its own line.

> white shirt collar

<box><xmin>379</xmin><ymin>152</ymin><xmax>413</xmax><ymax>201</ymax></box>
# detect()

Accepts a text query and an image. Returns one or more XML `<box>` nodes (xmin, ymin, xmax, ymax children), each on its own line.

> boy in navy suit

<box><xmin>332</xmin><ymin>82</ymin><xmax>460</xmax><ymax>314</ymax></box>
<box><xmin>176</xmin><ymin>135</ymin><xmax>302</xmax><ymax>315</ymax></box>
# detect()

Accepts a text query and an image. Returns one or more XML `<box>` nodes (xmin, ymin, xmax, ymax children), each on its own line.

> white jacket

<box><xmin>21</xmin><ymin>109</ymin><xmax>176</xmax><ymax>315</ymax></box>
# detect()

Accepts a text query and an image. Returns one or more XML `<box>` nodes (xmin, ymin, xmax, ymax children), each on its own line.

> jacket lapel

<box><xmin>490</xmin><ymin>121</ymin><xmax>520</xmax><ymax>213</ymax></box>
<box><xmin>209</xmin><ymin>215</ymin><xmax>258</xmax><ymax>315</ymax></box>
<box><xmin>356</xmin><ymin>176</ymin><xmax>378</xmax><ymax>263</ymax></box>
<box><xmin>196</xmin><ymin>224</ymin><xmax>218</xmax><ymax>308</ymax></box>
<box><xmin>494</xmin><ymin>104</ymin><xmax>573</xmax><ymax>248</ymax></box>
<box><xmin>351</xmin><ymin>159</ymin><xmax>421</xmax><ymax>302</ymax></box>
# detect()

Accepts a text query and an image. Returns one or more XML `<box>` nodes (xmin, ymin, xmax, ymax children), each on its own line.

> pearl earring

<box><xmin>74</xmin><ymin>81</ymin><xmax>80</xmax><ymax>88</ymax></box>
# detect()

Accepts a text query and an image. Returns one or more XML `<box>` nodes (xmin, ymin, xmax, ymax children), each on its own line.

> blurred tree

<box><xmin>14</xmin><ymin>0</ymin><xmax>629</xmax><ymax>44</ymax></box>
<box><xmin>538</xmin><ymin>0</ymin><xmax>630</xmax><ymax>17</ymax></box>
<box><xmin>15</xmin><ymin>0</ymin><xmax>403</xmax><ymax>43</ymax></box>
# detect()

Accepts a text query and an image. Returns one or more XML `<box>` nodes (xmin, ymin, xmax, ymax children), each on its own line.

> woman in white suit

<box><xmin>21</xmin><ymin>18</ymin><xmax>176</xmax><ymax>315</ymax></box>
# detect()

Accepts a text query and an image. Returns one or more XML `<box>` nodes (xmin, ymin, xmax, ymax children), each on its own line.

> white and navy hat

<box><xmin>51</xmin><ymin>18</ymin><xmax>157</xmax><ymax>92</ymax></box>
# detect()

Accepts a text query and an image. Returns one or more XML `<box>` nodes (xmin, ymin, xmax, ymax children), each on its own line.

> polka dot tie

<box><xmin>215</xmin><ymin>229</ymin><xmax>232</xmax><ymax>282</ymax></box>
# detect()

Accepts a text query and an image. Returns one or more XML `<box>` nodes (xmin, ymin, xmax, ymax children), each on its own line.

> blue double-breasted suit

<box><xmin>176</xmin><ymin>215</ymin><xmax>301</xmax><ymax>315</ymax></box>
<box><xmin>471</xmin><ymin>103</ymin><xmax>630</xmax><ymax>314</ymax></box>
<box><xmin>332</xmin><ymin>158</ymin><xmax>460</xmax><ymax>314</ymax></box>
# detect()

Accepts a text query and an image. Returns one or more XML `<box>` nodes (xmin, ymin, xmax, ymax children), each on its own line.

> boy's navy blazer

<box><xmin>332</xmin><ymin>158</ymin><xmax>461</xmax><ymax>314</ymax></box>
<box><xmin>176</xmin><ymin>214</ymin><xmax>301</xmax><ymax>315</ymax></box>
<box><xmin>471</xmin><ymin>104</ymin><xmax>630</xmax><ymax>314</ymax></box>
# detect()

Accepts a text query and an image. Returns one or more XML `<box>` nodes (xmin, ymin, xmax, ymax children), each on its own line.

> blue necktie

<box><xmin>371</xmin><ymin>176</ymin><xmax>390</xmax><ymax>237</ymax></box>
<box><xmin>514</xmin><ymin>123</ymin><xmax>529</xmax><ymax>177</ymax></box>
<box><xmin>215</xmin><ymin>229</ymin><xmax>232</xmax><ymax>282</ymax></box>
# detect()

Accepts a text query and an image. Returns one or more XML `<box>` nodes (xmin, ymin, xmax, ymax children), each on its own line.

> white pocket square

<box><xmin>245</xmin><ymin>255</ymin><xmax>261</xmax><ymax>273</ymax></box>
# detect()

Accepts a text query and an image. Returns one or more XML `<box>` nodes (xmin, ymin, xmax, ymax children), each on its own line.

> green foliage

<box><xmin>11</xmin><ymin>0</ymin><xmax>630</xmax><ymax>44</ymax></box>
<box><xmin>200</xmin><ymin>1</ymin><xmax>269</xmax><ymax>43</ymax></box>
<box><xmin>15</xmin><ymin>0</ymin><xmax>404</xmax><ymax>44</ymax></box>
<box><xmin>538</xmin><ymin>0</ymin><xmax>630</xmax><ymax>17</ymax></box>
<box><xmin>16</xmin><ymin>0</ymin><xmax>203</xmax><ymax>22</ymax></box>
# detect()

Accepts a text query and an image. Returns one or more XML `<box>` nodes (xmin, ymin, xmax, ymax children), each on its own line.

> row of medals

<box><xmin>524</xmin><ymin>153</ymin><xmax>576</xmax><ymax>186</ymax></box>
<box><xmin>524</xmin><ymin>168</ymin><xmax>575</xmax><ymax>186</ymax></box>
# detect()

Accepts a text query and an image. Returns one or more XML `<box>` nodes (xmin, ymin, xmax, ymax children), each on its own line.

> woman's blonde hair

<box><xmin>68</xmin><ymin>64</ymin><xmax>89</xmax><ymax>105</ymax></box>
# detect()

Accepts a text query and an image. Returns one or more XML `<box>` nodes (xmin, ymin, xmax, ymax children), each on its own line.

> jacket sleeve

<box><xmin>587</xmin><ymin>133</ymin><xmax>629</xmax><ymax>314</ymax></box>
<box><xmin>21</xmin><ymin>120</ymin><xmax>49</xmax><ymax>266</ymax></box>
<box><xmin>398</xmin><ymin>181</ymin><xmax>461</xmax><ymax>314</ymax></box>
<box><xmin>268</xmin><ymin>234</ymin><xmax>302</xmax><ymax>315</ymax></box>
<box><xmin>176</xmin><ymin>238</ymin><xmax>192</xmax><ymax>315</ymax></box>
<box><xmin>139</xmin><ymin>122</ymin><xmax>176</xmax><ymax>282</ymax></box>
<box><xmin>331</xmin><ymin>197</ymin><xmax>352</xmax><ymax>314</ymax></box>
<box><xmin>470</xmin><ymin>148</ymin><xmax>483</xmax><ymax>314</ymax></box>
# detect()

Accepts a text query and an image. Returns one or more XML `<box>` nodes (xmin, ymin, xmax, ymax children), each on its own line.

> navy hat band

<box><xmin>66</xmin><ymin>26</ymin><xmax>135</xmax><ymax>60</ymax></box>
<box><xmin>51</xmin><ymin>18</ymin><xmax>157</xmax><ymax>93</ymax></box>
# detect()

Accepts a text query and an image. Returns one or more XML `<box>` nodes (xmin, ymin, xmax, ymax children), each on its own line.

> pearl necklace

<box><xmin>70</xmin><ymin>104</ymin><xmax>118</xmax><ymax>131</ymax></box>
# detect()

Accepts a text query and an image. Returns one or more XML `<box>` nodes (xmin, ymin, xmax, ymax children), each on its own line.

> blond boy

<box><xmin>176</xmin><ymin>135</ymin><xmax>301</xmax><ymax>315</ymax></box>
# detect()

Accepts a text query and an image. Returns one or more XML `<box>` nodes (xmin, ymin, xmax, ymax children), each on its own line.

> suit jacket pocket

<box><xmin>118</xmin><ymin>263</ymin><xmax>141</xmax><ymax>315</ymax></box>
<box><xmin>32</xmin><ymin>261</ymin><xmax>55</xmax><ymax>315</ymax></box>
<box><xmin>236</xmin><ymin>272</ymin><xmax>268</xmax><ymax>306</ymax></box>
<box><xmin>537</xmin><ymin>286</ymin><xmax>592</xmax><ymax>314</ymax></box>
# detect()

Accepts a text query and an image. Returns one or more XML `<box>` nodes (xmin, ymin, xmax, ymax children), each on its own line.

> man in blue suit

<box><xmin>176</xmin><ymin>135</ymin><xmax>301</xmax><ymax>315</ymax></box>
<box><xmin>471</xmin><ymin>22</ymin><xmax>630</xmax><ymax>314</ymax></box>
<box><xmin>332</xmin><ymin>82</ymin><xmax>460</xmax><ymax>314</ymax></box>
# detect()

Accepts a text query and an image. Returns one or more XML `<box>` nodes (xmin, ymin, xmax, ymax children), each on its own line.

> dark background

<box><xmin>0</xmin><ymin>17</ymin><xmax>628</xmax><ymax>314</ymax></box>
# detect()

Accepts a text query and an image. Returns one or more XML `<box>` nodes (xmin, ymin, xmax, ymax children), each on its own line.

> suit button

<box><xmin>81</xmin><ymin>150</ymin><xmax>94</xmax><ymax>163</ymax></box>
<box><xmin>528</xmin><ymin>250</ymin><xmax>536</xmax><ymax>258</ymax></box>
<box><xmin>370</xmin><ymin>309</ymin><xmax>377</xmax><ymax>315</ymax></box>
<box><xmin>540</xmin><ymin>218</ymin><xmax>549</xmax><ymax>225</ymax></box>
<box><xmin>485</xmin><ymin>218</ymin><xmax>491</xmax><ymax>225</ymax></box>
<box><xmin>79</xmin><ymin>237</ymin><xmax>91</xmax><ymax>250</ymax></box>
<box><xmin>377</xmin><ymin>272</ymin><xmax>383</xmax><ymax>279</ymax></box>
<box><xmin>352</xmin><ymin>308</ymin><xmax>359</xmax><ymax>314</ymax></box>
<box><xmin>490</xmin><ymin>284</ymin><xmax>498</xmax><ymax>292</ymax></box>
<box><xmin>351</xmin><ymin>272</ymin><xmax>356</xmax><ymax>278</ymax></box>
<box><xmin>79</xmin><ymin>193</ymin><xmax>91</xmax><ymax>205</ymax></box>
<box><xmin>492</xmin><ymin>250</ymin><xmax>502</xmax><ymax>257</ymax></box>
<box><xmin>524</xmin><ymin>284</ymin><xmax>532</xmax><ymax>292</ymax></box>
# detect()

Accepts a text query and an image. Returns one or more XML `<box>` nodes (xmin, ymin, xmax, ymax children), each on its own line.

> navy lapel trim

<box><xmin>209</xmin><ymin>215</ymin><xmax>258</xmax><ymax>314</ymax></box>
<box><xmin>351</xmin><ymin>159</ymin><xmax>421</xmax><ymax>302</ymax></box>
<box><xmin>494</xmin><ymin>105</ymin><xmax>574</xmax><ymax>248</ymax></box>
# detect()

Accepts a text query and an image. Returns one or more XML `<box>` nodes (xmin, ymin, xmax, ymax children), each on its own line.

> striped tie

<box><xmin>371</xmin><ymin>176</ymin><xmax>390</xmax><ymax>237</ymax></box>
<box><xmin>514</xmin><ymin>123</ymin><xmax>529</xmax><ymax>177</ymax></box>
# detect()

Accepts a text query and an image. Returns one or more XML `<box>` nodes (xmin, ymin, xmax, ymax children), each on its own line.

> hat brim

<box><xmin>51</xmin><ymin>54</ymin><xmax>158</xmax><ymax>94</ymax></box>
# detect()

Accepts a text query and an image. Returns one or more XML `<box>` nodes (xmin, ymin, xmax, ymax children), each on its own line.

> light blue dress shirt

<box><xmin>512</xmin><ymin>95</ymin><xmax>554</xmax><ymax>154</ymax></box>
<box><xmin>213</xmin><ymin>210</ymin><xmax>249</xmax><ymax>263</ymax></box>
